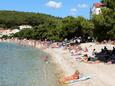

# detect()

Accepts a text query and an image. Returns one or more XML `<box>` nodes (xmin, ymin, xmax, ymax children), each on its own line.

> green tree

<box><xmin>91</xmin><ymin>0</ymin><xmax>115</xmax><ymax>41</ymax></box>
<box><xmin>101</xmin><ymin>0</ymin><xmax>115</xmax><ymax>9</ymax></box>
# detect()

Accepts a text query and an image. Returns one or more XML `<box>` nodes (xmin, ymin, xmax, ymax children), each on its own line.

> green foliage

<box><xmin>0</xmin><ymin>4</ymin><xmax>114</xmax><ymax>42</ymax></box>
<box><xmin>60</xmin><ymin>16</ymin><xmax>94</xmax><ymax>39</ymax></box>
<box><xmin>101</xmin><ymin>0</ymin><xmax>115</xmax><ymax>9</ymax></box>
<box><xmin>2</xmin><ymin>35</ymin><xmax>9</xmax><ymax>39</ymax></box>
<box><xmin>0</xmin><ymin>10</ymin><xmax>60</xmax><ymax>28</ymax></box>
<box><xmin>91</xmin><ymin>0</ymin><xmax>115</xmax><ymax>41</ymax></box>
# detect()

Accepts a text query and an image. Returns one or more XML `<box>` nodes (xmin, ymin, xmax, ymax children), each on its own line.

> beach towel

<box><xmin>65</xmin><ymin>75</ymin><xmax>90</xmax><ymax>84</ymax></box>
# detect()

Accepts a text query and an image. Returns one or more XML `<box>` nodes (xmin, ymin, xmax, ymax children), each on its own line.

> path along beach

<box><xmin>0</xmin><ymin>38</ymin><xmax>115</xmax><ymax>86</ymax></box>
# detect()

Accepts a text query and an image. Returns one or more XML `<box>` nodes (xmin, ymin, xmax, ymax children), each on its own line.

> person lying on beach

<box><xmin>107</xmin><ymin>60</ymin><xmax>113</xmax><ymax>64</ymax></box>
<box><xmin>79</xmin><ymin>54</ymin><xmax>88</xmax><ymax>62</ymax></box>
<box><xmin>50</xmin><ymin>42</ymin><xmax>59</xmax><ymax>48</ymax></box>
<box><xmin>59</xmin><ymin>70</ymin><xmax>80</xmax><ymax>83</ymax></box>
<box><xmin>79</xmin><ymin>54</ymin><xmax>100</xmax><ymax>64</ymax></box>
<box><xmin>41</xmin><ymin>56</ymin><xmax>49</xmax><ymax>63</ymax></box>
<box><xmin>107</xmin><ymin>56</ymin><xmax>115</xmax><ymax>64</ymax></box>
<box><xmin>84</xmin><ymin>47</ymin><xmax>88</xmax><ymax>52</ymax></box>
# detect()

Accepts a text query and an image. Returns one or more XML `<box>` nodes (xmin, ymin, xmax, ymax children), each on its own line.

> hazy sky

<box><xmin>0</xmin><ymin>0</ymin><xmax>100</xmax><ymax>18</ymax></box>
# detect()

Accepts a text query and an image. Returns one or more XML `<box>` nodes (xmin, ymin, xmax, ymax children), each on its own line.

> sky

<box><xmin>0</xmin><ymin>0</ymin><xmax>101</xmax><ymax>19</ymax></box>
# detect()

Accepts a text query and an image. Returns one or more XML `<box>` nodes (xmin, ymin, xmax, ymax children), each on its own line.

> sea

<box><xmin>0</xmin><ymin>42</ymin><xmax>58</xmax><ymax>86</ymax></box>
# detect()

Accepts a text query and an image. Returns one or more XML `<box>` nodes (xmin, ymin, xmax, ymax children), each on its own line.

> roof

<box><xmin>94</xmin><ymin>3</ymin><xmax>105</xmax><ymax>8</ymax></box>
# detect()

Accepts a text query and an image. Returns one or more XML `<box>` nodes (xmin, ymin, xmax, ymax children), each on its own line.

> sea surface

<box><xmin>0</xmin><ymin>42</ymin><xmax>58</xmax><ymax>86</ymax></box>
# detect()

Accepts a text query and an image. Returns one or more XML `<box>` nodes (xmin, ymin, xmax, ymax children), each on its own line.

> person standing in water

<box><xmin>43</xmin><ymin>56</ymin><xmax>49</xmax><ymax>63</ymax></box>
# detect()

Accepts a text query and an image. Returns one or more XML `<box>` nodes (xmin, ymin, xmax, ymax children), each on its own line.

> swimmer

<box><xmin>42</xmin><ymin>56</ymin><xmax>49</xmax><ymax>64</ymax></box>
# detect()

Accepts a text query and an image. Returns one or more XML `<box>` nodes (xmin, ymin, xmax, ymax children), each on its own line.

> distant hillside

<box><xmin>0</xmin><ymin>10</ymin><xmax>61</xmax><ymax>29</ymax></box>
<box><xmin>0</xmin><ymin>10</ymin><xmax>95</xmax><ymax>41</ymax></box>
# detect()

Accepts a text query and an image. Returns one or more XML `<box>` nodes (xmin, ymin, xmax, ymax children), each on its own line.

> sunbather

<box><xmin>59</xmin><ymin>70</ymin><xmax>80</xmax><ymax>83</ymax></box>
<box><xmin>80</xmin><ymin>54</ymin><xmax>100</xmax><ymax>63</ymax></box>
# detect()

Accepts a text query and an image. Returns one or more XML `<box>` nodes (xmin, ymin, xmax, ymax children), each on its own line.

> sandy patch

<box><xmin>44</xmin><ymin>43</ymin><xmax>115</xmax><ymax>86</ymax></box>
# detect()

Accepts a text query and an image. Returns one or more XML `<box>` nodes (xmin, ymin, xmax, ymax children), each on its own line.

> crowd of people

<box><xmin>0</xmin><ymin>38</ymin><xmax>115</xmax><ymax>65</ymax></box>
<box><xmin>63</xmin><ymin>43</ymin><xmax>100</xmax><ymax>64</ymax></box>
<box><xmin>96</xmin><ymin>46</ymin><xmax>115</xmax><ymax>64</ymax></box>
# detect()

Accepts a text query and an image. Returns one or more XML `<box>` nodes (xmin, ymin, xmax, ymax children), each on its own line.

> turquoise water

<box><xmin>0</xmin><ymin>42</ymin><xmax>58</xmax><ymax>86</ymax></box>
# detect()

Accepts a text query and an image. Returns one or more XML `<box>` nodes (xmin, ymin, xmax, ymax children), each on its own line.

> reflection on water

<box><xmin>0</xmin><ymin>42</ymin><xmax>58</xmax><ymax>86</ymax></box>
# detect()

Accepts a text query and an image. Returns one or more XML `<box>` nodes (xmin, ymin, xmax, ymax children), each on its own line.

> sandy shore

<box><xmin>1</xmin><ymin>39</ymin><xmax>115</xmax><ymax>86</ymax></box>
<box><xmin>44</xmin><ymin>43</ymin><xmax>115</xmax><ymax>86</ymax></box>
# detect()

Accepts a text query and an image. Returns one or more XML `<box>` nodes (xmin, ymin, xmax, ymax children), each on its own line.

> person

<box><xmin>59</xmin><ymin>70</ymin><xmax>80</xmax><ymax>83</ymax></box>
<box><xmin>81</xmin><ymin>54</ymin><xmax>100</xmax><ymax>64</ymax></box>
<box><xmin>42</xmin><ymin>56</ymin><xmax>49</xmax><ymax>63</ymax></box>
<box><xmin>79</xmin><ymin>54</ymin><xmax>88</xmax><ymax>62</ymax></box>
<box><xmin>92</xmin><ymin>49</ymin><xmax>96</xmax><ymax>55</ymax></box>
<box><xmin>84</xmin><ymin>47</ymin><xmax>88</xmax><ymax>52</ymax></box>
<box><xmin>104</xmin><ymin>46</ymin><xmax>108</xmax><ymax>51</ymax></box>
<box><xmin>112</xmin><ymin>47</ymin><xmax>115</xmax><ymax>54</ymax></box>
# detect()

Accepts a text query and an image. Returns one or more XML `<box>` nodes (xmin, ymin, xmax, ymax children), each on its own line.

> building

<box><xmin>0</xmin><ymin>29</ymin><xmax>20</xmax><ymax>37</ymax></box>
<box><xmin>90</xmin><ymin>2</ymin><xmax>106</xmax><ymax>18</ymax></box>
<box><xmin>18</xmin><ymin>25</ymin><xmax>32</xmax><ymax>30</ymax></box>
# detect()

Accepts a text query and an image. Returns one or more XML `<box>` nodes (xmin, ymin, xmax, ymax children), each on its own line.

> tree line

<box><xmin>0</xmin><ymin>0</ymin><xmax>114</xmax><ymax>42</ymax></box>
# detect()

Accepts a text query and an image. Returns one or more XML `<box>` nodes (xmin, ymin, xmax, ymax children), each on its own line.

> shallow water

<box><xmin>0</xmin><ymin>42</ymin><xmax>58</xmax><ymax>86</ymax></box>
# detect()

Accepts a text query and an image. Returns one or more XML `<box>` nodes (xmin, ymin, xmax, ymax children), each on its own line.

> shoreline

<box><xmin>0</xmin><ymin>38</ymin><xmax>115</xmax><ymax>86</ymax></box>
<box><xmin>0</xmin><ymin>39</ymin><xmax>68</xmax><ymax>86</ymax></box>
<box><xmin>0</xmin><ymin>38</ymin><xmax>78</xmax><ymax>86</ymax></box>
<box><xmin>44</xmin><ymin>48</ymin><xmax>77</xmax><ymax>86</ymax></box>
